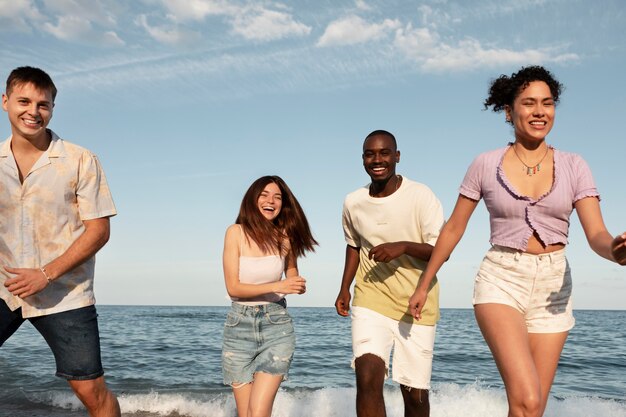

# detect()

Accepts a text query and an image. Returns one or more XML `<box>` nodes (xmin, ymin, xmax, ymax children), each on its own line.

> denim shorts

<box><xmin>351</xmin><ymin>306</ymin><xmax>436</xmax><ymax>389</ymax></box>
<box><xmin>473</xmin><ymin>245</ymin><xmax>575</xmax><ymax>333</ymax></box>
<box><xmin>0</xmin><ymin>301</ymin><xmax>104</xmax><ymax>380</ymax></box>
<box><xmin>222</xmin><ymin>302</ymin><xmax>295</xmax><ymax>386</ymax></box>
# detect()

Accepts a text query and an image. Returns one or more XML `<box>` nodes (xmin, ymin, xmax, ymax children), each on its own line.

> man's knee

<box><xmin>355</xmin><ymin>353</ymin><xmax>386</xmax><ymax>388</ymax></box>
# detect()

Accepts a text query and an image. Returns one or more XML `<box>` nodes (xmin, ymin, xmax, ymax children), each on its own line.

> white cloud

<box><xmin>41</xmin><ymin>0</ymin><xmax>118</xmax><ymax>27</ymax></box>
<box><xmin>393</xmin><ymin>24</ymin><xmax>440</xmax><ymax>59</ymax></box>
<box><xmin>161</xmin><ymin>0</ymin><xmax>238</xmax><ymax>22</ymax></box>
<box><xmin>136</xmin><ymin>14</ymin><xmax>200</xmax><ymax>46</ymax></box>
<box><xmin>43</xmin><ymin>15</ymin><xmax>125</xmax><ymax>47</ymax></box>
<box><xmin>355</xmin><ymin>0</ymin><xmax>372</xmax><ymax>11</ymax></box>
<box><xmin>0</xmin><ymin>0</ymin><xmax>125</xmax><ymax>46</ymax></box>
<box><xmin>155</xmin><ymin>1</ymin><xmax>310</xmax><ymax>43</ymax></box>
<box><xmin>418</xmin><ymin>4</ymin><xmax>459</xmax><ymax>28</ymax></box>
<box><xmin>393</xmin><ymin>25</ymin><xmax>579</xmax><ymax>72</ymax></box>
<box><xmin>551</xmin><ymin>52</ymin><xmax>579</xmax><ymax>63</ymax></box>
<box><xmin>422</xmin><ymin>39</ymin><xmax>546</xmax><ymax>71</ymax></box>
<box><xmin>317</xmin><ymin>15</ymin><xmax>401</xmax><ymax>47</ymax></box>
<box><xmin>0</xmin><ymin>0</ymin><xmax>45</xmax><ymax>32</ymax></box>
<box><xmin>231</xmin><ymin>8</ymin><xmax>311</xmax><ymax>41</ymax></box>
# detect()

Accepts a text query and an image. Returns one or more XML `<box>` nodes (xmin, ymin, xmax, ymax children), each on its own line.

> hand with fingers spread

<box><xmin>4</xmin><ymin>266</ymin><xmax>50</xmax><ymax>298</ymax></box>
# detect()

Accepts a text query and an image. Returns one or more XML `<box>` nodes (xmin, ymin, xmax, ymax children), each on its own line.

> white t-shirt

<box><xmin>342</xmin><ymin>177</ymin><xmax>444</xmax><ymax>325</ymax></box>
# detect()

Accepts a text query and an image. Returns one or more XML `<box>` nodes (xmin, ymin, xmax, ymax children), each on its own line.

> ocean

<box><xmin>1</xmin><ymin>306</ymin><xmax>624</xmax><ymax>417</ymax></box>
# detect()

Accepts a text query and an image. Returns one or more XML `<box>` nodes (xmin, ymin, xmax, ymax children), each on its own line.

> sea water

<box><xmin>1</xmin><ymin>307</ymin><xmax>624</xmax><ymax>416</ymax></box>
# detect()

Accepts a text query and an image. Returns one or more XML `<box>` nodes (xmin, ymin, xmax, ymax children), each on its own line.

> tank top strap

<box><xmin>237</xmin><ymin>224</ymin><xmax>246</xmax><ymax>256</ymax></box>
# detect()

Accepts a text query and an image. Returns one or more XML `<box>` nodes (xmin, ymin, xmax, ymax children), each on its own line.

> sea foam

<box><xmin>30</xmin><ymin>382</ymin><xmax>626</xmax><ymax>417</ymax></box>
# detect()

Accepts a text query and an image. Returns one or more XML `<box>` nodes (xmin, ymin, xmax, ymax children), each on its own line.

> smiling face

<box><xmin>362</xmin><ymin>133</ymin><xmax>400</xmax><ymax>182</ymax></box>
<box><xmin>2</xmin><ymin>82</ymin><xmax>54</xmax><ymax>143</ymax></box>
<box><xmin>506</xmin><ymin>81</ymin><xmax>555</xmax><ymax>144</ymax></box>
<box><xmin>257</xmin><ymin>182</ymin><xmax>283</xmax><ymax>221</ymax></box>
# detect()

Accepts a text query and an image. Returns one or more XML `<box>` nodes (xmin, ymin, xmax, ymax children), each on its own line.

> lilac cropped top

<box><xmin>459</xmin><ymin>144</ymin><xmax>600</xmax><ymax>251</ymax></box>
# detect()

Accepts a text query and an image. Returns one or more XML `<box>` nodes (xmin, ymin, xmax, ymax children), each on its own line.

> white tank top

<box><xmin>231</xmin><ymin>227</ymin><xmax>285</xmax><ymax>305</ymax></box>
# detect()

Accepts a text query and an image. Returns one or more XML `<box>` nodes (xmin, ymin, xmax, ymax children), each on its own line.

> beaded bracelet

<box><xmin>40</xmin><ymin>267</ymin><xmax>53</xmax><ymax>285</ymax></box>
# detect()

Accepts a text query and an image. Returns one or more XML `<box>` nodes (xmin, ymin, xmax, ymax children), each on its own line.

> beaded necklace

<box><xmin>512</xmin><ymin>144</ymin><xmax>549</xmax><ymax>176</ymax></box>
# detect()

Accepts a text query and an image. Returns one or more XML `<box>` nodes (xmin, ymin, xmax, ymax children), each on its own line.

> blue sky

<box><xmin>1</xmin><ymin>0</ymin><xmax>625</xmax><ymax>309</ymax></box>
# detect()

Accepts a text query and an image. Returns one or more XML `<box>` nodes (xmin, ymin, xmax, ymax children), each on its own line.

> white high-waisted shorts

<box><xmin>473</xmin><ymin>245</ymin><xmax>575</xmax><ymax>333</ymax></box>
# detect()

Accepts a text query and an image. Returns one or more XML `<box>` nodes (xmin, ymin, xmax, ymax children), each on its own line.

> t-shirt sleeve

<box><xmin>342</xmin><ymin>199</ymin><xmax>360</xmax><ymax>248</ymax></box>
<box><xmin>418</xmin><ymin>187</ymin><xmax>445</xmax><ymax>246</ymax></box>
<box><xmin>77</xmin><ymin>151</ymin><xmax>118</xmax><ymax>220</ymax></box>
<box><xmin>459</xmin><ymin>154</ymin><xmax>484</xmax><ymax>201</ymax></box>
<box><xmin>572</xmin><ymin>154</ymin><xmax>600</xmax><ymax>203</ymax></box>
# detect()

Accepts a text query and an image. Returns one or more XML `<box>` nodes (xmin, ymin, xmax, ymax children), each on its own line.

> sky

<box><xmin>1</xmin><ymin>0</ymin><xmax>625</xmax><ymax>309</ymax></box>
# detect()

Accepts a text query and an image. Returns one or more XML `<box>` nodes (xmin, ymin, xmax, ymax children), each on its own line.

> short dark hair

<box><xmin>484</xmin><ymin>65</ymin><xmax>562</xmax><ymax>113</ymax></box>
<box><xmin>6</xmin><ymin>66</ymin><xmax>57</xmax><ymax>101</ymax></box>
<box><xmin>364</xmin><ymin>130</ymin><xmax>397</xmax><ymax>150</ymax></box>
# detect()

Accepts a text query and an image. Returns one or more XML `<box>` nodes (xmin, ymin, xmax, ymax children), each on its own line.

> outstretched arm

<box><xmin>4</xmin><ymin>217</ymin><xmax>111</xmax><ymax>298</ymax></box>
<box><xmin>335</xmin><ymin>245</ymin><xmax>360</xmax><ymax>316</ymax></box>
<box><xmin>409</xmin><ymin>195</ymin><xmax>479</xmax><ymax>319</ymax></box>
<box><xmin>575</xmin><ymin>197</ymin><xmax>626</xmax><ymax>265</ymax></box>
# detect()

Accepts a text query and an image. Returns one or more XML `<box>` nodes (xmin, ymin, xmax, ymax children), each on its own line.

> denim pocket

<box><xmin>224</xmin><ymin>312</ymin><xmax>242</xmax><ymax>327</ymax></box>
<box><xmin>266</xmin><ymin>309</ymin><xmax>291</xmax><ymax>325</ymax></box>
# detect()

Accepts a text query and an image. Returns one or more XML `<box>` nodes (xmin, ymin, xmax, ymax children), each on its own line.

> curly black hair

<box><xmin>484</xmin><ymin>66</ymin><xmax>563</xmax><ymax>113</ymax></box>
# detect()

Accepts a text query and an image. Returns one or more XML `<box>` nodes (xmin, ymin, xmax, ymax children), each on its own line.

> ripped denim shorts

<box><xmin>221</xmin><ymin>301</ymin><xmax>295</xmax><ymax>386</ymax></box>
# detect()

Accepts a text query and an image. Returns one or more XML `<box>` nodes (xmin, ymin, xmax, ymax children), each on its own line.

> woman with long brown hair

<box><xmin>221</xmin><ymin>175</ymin><xmax>317</xmax><ymax>417</ymax></box>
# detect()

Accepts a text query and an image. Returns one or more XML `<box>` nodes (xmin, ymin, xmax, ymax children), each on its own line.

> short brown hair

<box><xmin>6</xmin><ymin>66</ymin><xmax>57</xmax><ymax>101</ymax></box>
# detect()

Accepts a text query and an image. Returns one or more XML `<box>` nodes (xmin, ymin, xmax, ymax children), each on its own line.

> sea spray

<box><xmin>118</xmin><ymin>391</ymin><xmax>232</xmax><ymax>417</ymax></box>
<box><xmin>13</xmin><ymin>382</ymin><xmax>626</xmax><ymax>417</ymax></box>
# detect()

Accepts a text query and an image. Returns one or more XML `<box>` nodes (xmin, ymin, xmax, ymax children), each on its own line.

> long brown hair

<box><xmin>236</xmin><ymin>175</ymin><xmax>318</xmax><ymax>258</ymax></box>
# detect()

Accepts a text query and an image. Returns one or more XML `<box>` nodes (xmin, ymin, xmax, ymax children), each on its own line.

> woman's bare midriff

<box><xmin>524</xmin><ymin>233</ymin><xmax>565</xmax><ymax>255</ymax></box>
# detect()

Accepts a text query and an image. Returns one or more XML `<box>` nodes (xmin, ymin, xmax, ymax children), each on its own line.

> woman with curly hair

<box><xmin>408</xmin><ymin>66</ymin><xmax>626</xmax><ymax>417</ymax></box>
<box><xmin>221</xmin><ymin>175</ymin><xmax>317</xmax><ymax>417</ymax></box>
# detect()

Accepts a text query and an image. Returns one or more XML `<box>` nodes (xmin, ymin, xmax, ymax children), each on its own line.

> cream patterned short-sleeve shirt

<box><xmin>0</xmin><ymin>130</ymin><xmax>117</xmax><ymax>318</ymax></box>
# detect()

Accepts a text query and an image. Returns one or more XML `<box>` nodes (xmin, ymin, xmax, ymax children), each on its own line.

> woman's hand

<box><xmin>408</xmin><ymin>287</ymin><xmax>428</xmax><ymax>321</ymax></box>
<box><xmin>611</xmin><ymin>232</ymin><xmax>626</xmax><ymax>265</ymax></box>
<box><xmin>276</xmin><ymin>275</ymin><xmax>307</xmax><ymax>295</ymax></box>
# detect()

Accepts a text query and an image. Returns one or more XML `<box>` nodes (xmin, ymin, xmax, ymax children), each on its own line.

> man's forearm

<box><xmin>43</xmin><ymin>218</ymin><xmax>110</xmax><ymax>280</ymax></box>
